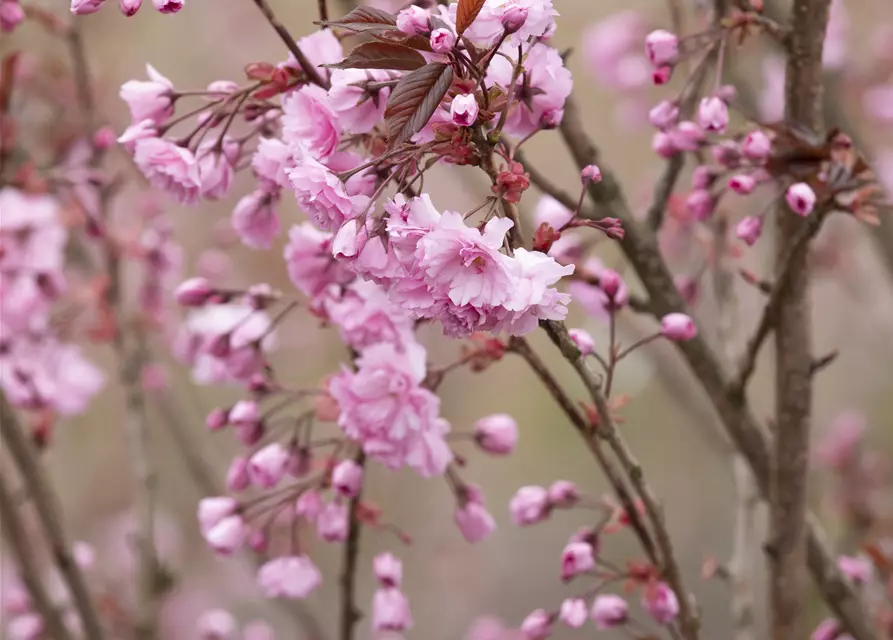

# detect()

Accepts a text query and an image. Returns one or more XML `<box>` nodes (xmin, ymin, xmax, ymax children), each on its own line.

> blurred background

<box><xmin>2</xmin><ymin>0</ymin><xmax>892</xmax><ymax>637</ymax></box>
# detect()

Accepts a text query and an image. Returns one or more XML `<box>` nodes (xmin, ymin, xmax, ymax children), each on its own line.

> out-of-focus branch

<box><xmin>0</xmin><ymin>393</ymin><xmax>106</xmax><ymax>640</ymax></box>
<box><xmin>0</xmin><ymin>464</ymin><xmax>73</xmax><ymax>640</ymax></box>
<box><xmin>769</xmin><ymin>2</ymin><xmax>831</xmax><ymax>636</ymax></box>
<box><xmin>251</xmin><ymin>0</ymin><xmax>329</xmax><ymax>89</ymax></box>
<box><xmin>338</xmin><ymin>451</ymin><xmax>366</xmax><ymax>640</ymax></box>
<box><xmin>556</xmin><ymin>92</ymin><xmax>878</xmax><ymax>639</ymax></box>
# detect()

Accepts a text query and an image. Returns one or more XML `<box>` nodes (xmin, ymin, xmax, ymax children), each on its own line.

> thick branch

<box><xmin>0</xmin><ymin>393</ymin><xmax>106</xmax><ymax>640</ymax></box>
<box><xmin>556</xmin><ymin>94</ymin><xmax>878</xmax><ymax>639</ymax></box>
<box><xmin>250</xmin><ymin>0</ymin><xmax>329</xmax><ymax>89</ymax></box>
<box><xmin>338</xmin><ymin>451</ymin><xmax>366</xmax><ymax>640</ymax></box>
<box><xmin>0</xmin><ymin>465</ymin><xmax>73</xmax><ymax>640</ymax></box>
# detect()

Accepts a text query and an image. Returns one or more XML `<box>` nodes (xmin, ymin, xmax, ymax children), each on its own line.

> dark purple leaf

<box><xmin>384</xmin><ymin>62</ymin><xmax>454</xmax><ymax>147</ymax></box>
<box><xmin>327</xmin><ymin>42</ymin><xmax>427</xmax><ymax>71</ymax></box>
<box><xmin>317</xmin><ymin>6</ymin><xmax>397</xmax><ymax>30</ymax></box>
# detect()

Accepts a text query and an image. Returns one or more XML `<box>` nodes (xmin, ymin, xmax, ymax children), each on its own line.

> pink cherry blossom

<box><xmin>1</xmin><ymin>1</ymin><xmax>25</xmax><ymax>33</ymax></box>
<box><xmin>283</xmin><ymin>224</ymin><xmax>352</xmax><ymax>297</ymax></box>
<box><xmin>396</xmin><ymin>5</ymin><xmax>429</xmax><ymax>36</ymax></box>
<box><xmin>547</xmin><ymin>480</ymin><xmax>580</xmax><ymax>508</ymax></box>
<box><xmin>248</xmin><ymin>443</ymin><xmax>289</xmax><ymax>489</ymax></box>
<box><xmin>119</xmin><ymin>0</ymin><xmax>141</xmax><ymax>16</ymax></box>
<box><xmin>534</xmin><ymin>195</ymin><xmax>574</xmax><ymax>230</ymax></box>
<box><xmin>568</xmin><ymin>328</ymin><xmax>594</xmax><ymax>355</ymax></box>
<box><xmin>242</xmin><ymin>621</ymin><xmax>275</xmax><ymax>640</ymax></box>
<box><xmin>231</xmin><ymin>190</ymin><xmax>281</xmax><ymax>249</ymax></box>
<box><xmin>741</xmin><ymin>130</ymin><xmax>772</xmax><ymax>161</ymax></box>
<box><xmin>71</xmin><ymin>0</ymin><xmax>105</xmax><ymax>15</ymax></box>
<box><xmin>451</xmin><ymin>0</ymin><xmax>556</xmax><ymax>47</ymax></box>
<box><xmin>729</xmin><ymin>174</ymin><xmax>757</xmax><ymax>195</ymax></box>
<box><xmin>6</xmin><ymin>614</ymin><xmax>43</xmax><ymax>640</ymax></box>
<box><xmin>282</xmin><ymin>85</ymin><xmax>341</xmax><ymax>160</ymax></box>
<box><xmin>328</xmin><ymin>69</ymin><xmax>394</xmax><ymax>135</ymax></box>
<box><xmin>837</xmin><ymin>555</ymin><xmax>872</xmax><ymax>585</ymax></box>
<box><xmin>120</xmin><ymin>64</ymin><xmax>174</xmax><ymax>123</ymax></box>
<box><xmin>582</xmin><ymin>11</ymin><xmax>648</xmax><ymax>91</ymax></box>
<box><xmin>226</xmin><ymin>457</ymin><xmax>250</xmax><ymax>492</ymax></box>
<box><xmin>252</xmin><ymin>137</ymin><xmax>293</xmax><ymax>189</ymax></box>
<box><xmin>332</xmin><ymin>459</ymin><xmax>363</xmax><ymax>498</ymax></box>
<box><xmin>153</xmin><ymin>0</ymin><xmax>183</xmax><ymax>13</ymax></box>
<box><xmin>786</xmin><ymin>182</ymin><xmax>816</xmax><ymax>216</ymax></box>
<box><xmin>811</xmin><ymin>619</ymin><xmax>853</xmax><ymax>640</ymax></box>
<box><xmin>257</xmin><ymin>555</ymin><xmax>322</xmax><ymax>599</ymax></box>
<box><xmin>133</xmin><ymin>138</ymin><xmax>202</xmax><ymax>205</ymax></box>
<box><xmin>204</xmin><ymin>515</ymin><xmax>246</xmax><ymax>555</ymax></box>
<box><xmin>372</xmin><ymin>587</ymin><xmax>413</xmax><ymax>632</ymax></box>
<box><xmin>197</xmin><ymin>496</ymin><xmax>238</xmax><ymax>533</ymax></box>
<box><xmin>519</xmin><ymin>609</ymin><xmax>551</xmax><ymax>639</ymax></box>
<box><xmin>500</xmin><ymin>248</ymin><xmax>574</xmax><ymax>335</ymax></box>
<box><xmin>510</xmin><ymin>485</ymin><xmax>550</xmax><ymax>525</ymax></box>
<box><xmin>287</xmin><ymin>150</ymin><xmax>370</xmax><ymax>232</ymax></box>
<box><xmin>697</xmin><ymin>96</ymin><xmax>729</xmax><ymax>134</ymax></box>
<box><xmin>591</xmin><ymin>595</ymin><xmax>628</xmax><ymax>629</ymax></box>
<box><xmin>560</xmin><ymin>541</ymin><xmax>595</xmax><ymax>581</ymax></box>
<box><xmin>474</xmin><ymin>413</ymin><xmax>518</xmax><ymax>455</ymax></box>
<box><xmin>451</xmin><ymin>94</ymin><xmax>480</xmax><ymax>127</ymax></box>
<box><xmin>559</xmin><ymin>598</ymin><xmax>587</xmax><ymax>629</ymax></box>
<box><xmin>197</xmin><ymin>138</ymin><xmax>238</xmax><ymax>200</ymax></box>
<box><xmin>642</xmin><ymin>581</ymin><xmax>679</xmax><ymax>624</ymax></box>
<box><xmin>649</xmin><ymin>99</ymin><xmax>679</xmax><ymax>130</ymax></box>
<box><xmin>317</xmin><ymin>501</ymin><xmax>349</xmax><ymax>542</ymax></box>
<box><xmin>374</xmin><ymin>552</ymin><xmax>402</xmax><ymax>588</ymax></box>
<box><xmin>660</xmin><ymin>313</ymin><xmax>697</xmax><ymax>341</ymax></box>
<box><xmin>196</xmin><ymin>609</ymin><xmax>237</xmax><ymax>640</ymax></box>
<box><xmin>736</xmin><ymin>216</ymin><xmax>763</xmax><ymax>246</ymax></box>
<box><xmin>455</xmin><ymin>499</ymin><xmax>496</xmax><ymax>543</ymax></box>
<box><xmin>295</xmin><ymin>490</ymin><xmax>323</xmax><ymax>522</ymax></box>
<box><xmin>431</xmin><ymin>28</ymin><xmax>456</xmax><ymax>53</ymax></box>
<box><xmin>501</xmin><ymin>5</ymin><xmax>528</xmax><ymax>35</ymax></box>
<box><xmin>645</xmin><ymin>30</ymin><xmax>679</xmax><ymax>67</ymax></box>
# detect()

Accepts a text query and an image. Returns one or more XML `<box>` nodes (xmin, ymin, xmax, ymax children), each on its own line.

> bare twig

<box><xmin>556</xmin><ymin>93</ymin><xmax>878</xmax><ymax>639</ymax></box>
<box><xmin>250</xmin><ymin>0</ymin><xmax>329</xmax><ymax>89</ymax></box>
<box><xmin>0</xmin><ymin>464</ymin><xmax>73</xmax><ymax>640</ymax></box>
<box><xmin>0</xmin><ymin>393</ymin><xmax>106</xmax><ymax>639</ymax></box>
<box><xmin>317</xmin><ymin>0</ymin><xmax>328</xmax><ymax>22</ymax></box>
<box><xmin>338</xmin><ymin>451</ymin><xmax>366</xmax><ymax>640</ymax></box>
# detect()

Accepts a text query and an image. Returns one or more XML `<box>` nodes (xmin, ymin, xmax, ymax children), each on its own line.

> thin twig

<box><xmin>250</xmin><ymin>0</ymin><xmax>329</xmax><ymax>89</ymax></box>
<box><xmin>0</xmin><ymin>464</ymin><xmax>73</xmax><ymax>640</ymax></box>
<box><xmin>512</xmin><ymin>147</ymin><xmax>597</xmax><ymax>219</ymax></box>
<box><xmin>339</xmin><ymin>451</ymin><xmax>366</xmax><ymax>640</ymax></box>
<box><xmin>317</xmin><ymin>0</ymin><xmax>328</xmax><ymax>22</ymax></box>
<box><xmin>0</xmin><ymin>393</ymin><xmax>106</xmax><ymax>639</ymax></box>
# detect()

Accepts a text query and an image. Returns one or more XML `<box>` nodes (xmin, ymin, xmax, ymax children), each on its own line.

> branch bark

<box><xmin>556</xmin><ymin>94</ymin><xmax>878</xmax><ymax>639</ymax></box>
<box><xmin>250</xmin><ymin>0</ymin><xmax>329</xmax><ymax>89</ymax></box>
<box><xmin>338</xmin><ymin>451</ymin><xmax>366</xmax><ymax>640</ymax></box>
<box><xmin>0</xmin><ymin>393</ymin><xmax>106</xmax><ymax>640</ymax></box>
<box><xmin>769</xmin><ymin>2</ymin><xmax>831</xmax><ymax>636</ymax></box>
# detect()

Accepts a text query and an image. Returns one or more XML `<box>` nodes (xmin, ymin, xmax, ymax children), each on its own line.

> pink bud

<box><xmin>520</xmin><ymin>609</ymin><xmax>552</xmax><ymax>639</ymax></box>
<box><xmin>652</xmin><ymin>65</ymin><xmax>673</xmax><ymax>85</ymax></box>
<box><xmin>509</xmin><ymin>486</ymin><xmax>550</xmax><ymax>526</ymax></box>
<box><xmin>786</xmin><ymin>182</ymin><xmax>816</xmax><ymax>216</ymax></box>
<box><xmin>248</xmin><ymin>443</ymin><xmax>289</xmax><ymax>489</ymax></box>
<box><xmin>175</xmin><ymin>277</ymin><xmax>215</xmax><ymax>306</ymax></box>
<box><xmin>119</xmin><ymin>0</ymin><xmax>141</xmax><ymax>15</ymax></box>
<box><xmin>226</xmin><ymin>456</ymin><xmax>250</xmax><ymax>492</ymax></box>
<box><xmin>560</xmin><ymin>541</ymin><xmax>595</xmax><ymax>581</ymax></box>
<box><xmin>598</xmin><ymin>268</ymin><xmax>623</xmax><ymax>299</ymax></box>
<box><xmin>559</xmin><ymin>598</ymin><xmax>587</xmax><ymax>629</ymax></box>
<box><xmin>372</xmin><ymin>587</ymin><xmax>413</xmax><ymax>632</ymax></box>
<box><xmin>205</xmin><ymin>407</ymin><xmax>229</xmax><ymax>431</ymax></box>
<box><xmin>741</xmin><ymin>130</ymin><xmax>772</xmax><ymax>161</ymax></box>
<box><xmin>501</xmin><ymin>6</ymin><xmax>528</xmax><ymax>34</ymax></box>
<box><xmin>257</xmin><ymin>555</ymin><xmax>322</xmax><ymax>600</ymax></box>
<box><xmin>228</xmin><ymin>400</ymin><xmax>259</xmax><ymax>426</ymax></box>
<box><xmin>670</xmin><ymin>121</ymin><xmax>705</xmax><ymax>151</ymax></box>
<box><xmin>837</xmin><ymin>555</ymin><xmax>872</xmax><ymax>585</ymax></box>
<box><xmin>540</xmin><ymin>109</ymin><xmax>563</xmax><ymax>129</ymax></box>
<box><xmin>735</xmin><ymin>216</ymin><xmax>763</xmax><ymax>246</ymax></box>
<box><xmin>660</xmin><ymin>313</ymin><xmax>697</xmax><ymax>341</ymax></box>
<box><xmin>474</xmin><ymin>413</ymin><xmax>518</xmax><ymax>455</ymax></box>
<box><xmin>7</xmin><ymin>614</ymin><xmax>44</xmax><ymax>640</ymax></box>
<box><xmin>645</xmin><ymin>30</ymin><xmax>680</xmax><ymax>67</ymax></box>
<box><xmin>691</xmin><ymin>165</ymin><xmax>719</xmax><ymax>190</ymax></box>
<box><xmin>197</xmin><ymin>496</ymin><xmax>238</xmax><ymax>533</ymax></box>
<box><xmin>454</xmin><ymin>500</ymin><xmax>496</xmax><ymax>543</ymax></box>
<box><xmin>332</xmin><ymin>459</ymin><xmax>363</xmax><ymax>498</ymax></box>
<box><xmin>204</xmin><ymin>515</ymin><xmax>246</xmax><ymax>555</ymax></box>
<box><xmin>729</xmin><ymin>174</ymin><xmax>757</xmax><ymax>195</ymax></box>
<box><xmin>652</xmin><ymin>131</ymin><xmax>678</xmax><ymax>158</ymax></box>
<box><xmin>374</xmin><ymin>552</ymin><xmax>403</xmax><ymax>588</ymax></box>
<box><xmin>429</xmin><ymin>28</ymin><xmax>456</xmax><ymax>53</ymax></box>
<box><xmin>591</xmin><ymin>595</ymin><xmax>628</xmax><ymax>629</ymax></box>
<box><xmin>0</xmin><ymin>1</ymin><xmax>25</xmax><ymax>33</ymax></box>
<box><xmin>450</xmin><ymin>93</ymin><xmax>479</xmax><ymax>127</ymax></box>
<box><xmin>649</xmin><ymin>100</ymin><xmax>679</xmax><ymax>130</ymax></box>
<box><xmin>685</xmin><ymin>189</ymin><xmax>716</xmax><ymax>221</ymax></box>
<box><xmin>92</xmin><ymin>126</ymin><xmax>117</xmax><ymax>150</ymax></box>
<box><xmin>207</xmin><ymin>80</ymin><xmax>239</xmax><ymax>96</ymax></box>
<box><xmin>580</xmin><ymin>164</ymin><xmax>602</xmax><ymax>184</ymax></box>
<box><xmin>248</xmin><ymin>530</ymin><xmax>268</xmax><ymax>553</ymax></box>
<box><xmin>642</xmin><ymin>581</ymin><xmax>679</xmax><ymax>624</ymax></box>
<box><xmin>548</xmin><ymin>480</ymin><xmax>580</xmax><ymax>508</ymax></box>
<box><xmin>317</xmin><ymin>501</ymin><xmax>349</xmax><ymax>542</ymax></box>
<box><xmin>71</xmin><ymin>0</ymin><xmax>105</xmax><ymax>15</ymax></box>
<box><xmin>395</xmin><ymin>6</ymin><xmax>429</xmax><ymax>36</ymax></box>
<box><xmin>236</xmin><ymin>421</ymin><xmax>264</xmax><ymax>446</ymax></box>
<box><xmin>295</xmin><ymin>489</ymin><xmax>323</xmax><ymax>522</ymax></box>
<box><xmin>697</xmin><ymin>96</ymin><xmax>729</xmax><ymax>134</ymax></box>
<box><xmin>196</xmin><ymin>609</ymin><xmax>237</xmax><ymax>640</ymax></box>
<box><xmin>152</xmin><ymin>0</ymin><xmax>183</xmax><ymax>13</ymax></box>
<box><xmin>568</xmin><ymin>328</ymin><xmax>594</xmax><ymax>356</ymax></box>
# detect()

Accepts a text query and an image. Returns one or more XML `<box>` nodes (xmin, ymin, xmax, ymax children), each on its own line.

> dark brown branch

<box><xmin>317</xmin><ymin>0</ymin><xmax>328</xmax><ymax>22</ymax></box>
<box><xmin>0</xmin><ymin>393</ymin><xmax>106</xmax><ymax>639</ymax></box>
<box><xmin>556</xmin><ymin>93</ymin><xmax>879</xmax><ymax>640</ymax></box>
<box><xmin>0</xmin><ymin>464</ymin><xmax>73</xmax><ymax>640</ymax></box>
<box><xmin>339</xmin><ymin>451</ymin><xmax>366</xmax><ymax>640</ymax></box>
<box><xmin>250</xmin><ymin>0</ymin><xmax>329</xmax><ymax>89</ymax></box>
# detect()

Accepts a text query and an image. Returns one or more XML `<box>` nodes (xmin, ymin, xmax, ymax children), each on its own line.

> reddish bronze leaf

<box><xmin>455</xmin><ymin>0</ymin><xmax>487</xmax><ymax>36</ymax></box>
<box><xmin>328</xmin><ymin>42</ymin><xmax>427</xmax><ymax>71</ymax></box>
<box><xmin>317</xmin><ymin>6</ymin><xmax>397</xmax><ymax>30</ymax></box>
<box><xmin>371</xmin><ymin>29</ymin><xmax>433</xmax><ymax>52</ymax></box>
<box><xmin>385</xmin><ymin>62</ymin><xmax>454</xmax><ymax>147</ymax></box>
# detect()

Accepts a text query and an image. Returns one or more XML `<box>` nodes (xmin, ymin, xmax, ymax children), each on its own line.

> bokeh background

<box><xmin>2</xmin><ymin>0</ymin><xmax>893</xmax><ymax>637</ymax></box>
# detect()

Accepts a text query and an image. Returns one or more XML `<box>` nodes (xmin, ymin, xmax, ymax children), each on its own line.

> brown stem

<box><xmin>556</xmin><ymin>93</ymin><xmax>878</xmax><ymax>640</ymax></box>
<box><xmin>317</xmin><ymin>0</ymin><xmax>328</xmax><ymax>22</ymax></box>
<box><xmin>250</xmin><ymin>0</ymin><xmax>330</xmax><ymax>89</ymax></box>
<box><xmin>338</xmin><ymin>450</ymin><xmax>366</xmax><ymax>640</ymax></box>
<box><xmin>769</xmin><ymin>2</ymin><xmax>831</xmax><ymax>636</ymax></box>
<box><xmin>0</xmin><ymin>464</ymin><xmax>73</xmax><ymax>640</ymax></box>
<box><xmin>0</xmin><ymin>393</ymin><xmax>106</xmax><ymax>639</ymax></box>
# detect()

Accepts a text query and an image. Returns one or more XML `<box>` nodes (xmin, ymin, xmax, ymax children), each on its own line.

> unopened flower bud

<box><xmin>591</xmin><ymin>595</ymin><xmax>629</xmax><ymax>629</ymax></box>
<box><xmin>581</xmin><ymin>164</ymin><xmax>602</xmax><ymax>184</ymax></box>
<box><xmin>510</xmin><ymin>486</ymin><xmax>550</xmax><ymax>526</ymax></box>
<box><xmin>559</xmin><ymin>598</ymin><xmax>587</xmax><ymax>628</ymax></box>
<box><xmin>568</xmin><ymin>328</ymin><xmax>594</xmax><ymax>356</ymax></box>
<box><xmin>735</xmin><ymin>216</ymin><xmax>763</xmax><ymax>246</ymax></box>
<box><xmin>474</xmin><ymin>413</ymin><xmax>518</xmax><ymax>455</ymax></box>
<box><xmin>119</xmin><ymin>0</ymin><xmax>141</xmax><ymax>15</ymax></box>
<box><xmin>501</xmin><ymin>6</ymin><xmax>528</xmax><ymax>34</ymax></box>
<box><xmin>741</xmin><ymin>130</ymin><xmax>772</xmax><ymax>161</ymax></box>
<box><xmin>729</xmin><ymin>174</ymin><xmax>756</xmax><ymax>195</ymax></box>
<box><xmin>450</xmin><ymin>93</ymin><xmax>479</xmax><ymax>127</ymax></box>
<box><xmin>332</xmin><ymin>459</ymin><xmax>363</xmax><ymax>498</ymax></box>
<box><xmin>430</xmin><ymin>28</ymin><xmax>456</xmax><ymax>53</ymax></box>
<box><xmin>660</xmin><ymin>313</ymin><xmax>697</xmax><ymax>341</ymax></box>
<box><xmin>785</xmin><ymin>182</ymin><xmax>816</xmax><ymax>216</ymax></box>
<box><xmin>175</xmin><ymin>277</ymin><xmax>215</xmax><ymax>306</ymax></box>
<box><xmin>698</xmin><ymin>96</ymin><xmax>730</xmax><ymax>134</ymax></box>
<box><xmin>645</xmin><ymin>30</ymin><xmax>680</xmax><ymax>67</ymax></box>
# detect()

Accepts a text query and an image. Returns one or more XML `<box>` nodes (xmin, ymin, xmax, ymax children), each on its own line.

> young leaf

<box><xmin>317</xmin><ymin>6</ymin><xmax>397</xmax><ymax>30</ymax></box>
<box><xmin>455</xmin><ymin>0</ymin><xmax>487</xmax><ymax>36</ymax></box>
<box><xmin>327</xmin><ymin>42</ymin><xmax>427</xmax><ymax>71</ymax></box>
<box><xmin>385</xmin><ymin>62</ymin><xmax>454</xmax><ymax>146</ymax></box>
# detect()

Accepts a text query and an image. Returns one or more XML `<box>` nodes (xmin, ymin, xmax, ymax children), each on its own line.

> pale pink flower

<box><xmin>759</xmin><ymin>56</ymin><xmax>785</xmax><ymax>122</ymax></box>
<box><xmin>591</xmin><ymin>595</ymin><xmax>628</xmax><ymax>629</ymax></box>
<box><xmin>474</xmin><ymin>413</ymin><xmax>518</xmax><ymax>455</ymax></box>
<box><xmin>660</xmin><ymin>313</ymin><xmax>697</xmax><ymax>341</ymax></box>
<box><xmin>197</xmin><ymin>138</ymin><xmax>239</xmax><ymax>200</ymax></box>
<box><xmin>561</xmin><ymin>541</ymin><xmax>595</xmax><ymax>581</ymax></box>
<box><xmin>645</xmin><ymin>30</ymin><xmax>679</xmax><ymax>67</ymax></box>
<box><xmin>197</xmin><ymin>496</ymin><xmax>238</xmax><ymax>533</ymax></box>
<box><xmin>431</xmin><ymin>28</ymin><xmax>457</xmax><ymax>53</ymax></box>
<box><xmin>287</xmin><ymin>151</ymin><xmax>370</xmax><ymax>232</ymax></box>
<box><xmin>669</xmin><ymin>121</ymin><xmax>705</xmax><ymax>151</ymax></box>
<box><xmin>71</xmin><ymin>0</ymin><xmax>104</xmax><ymax>15</ymax></box>
<box><xmin>1</xmin><ymin>1</ymin><xmax>25</xmax><ymax>33</ymax></box>
<box><xmin>152</xmin><ymin>0</ymin><xmax>183</xmax><ymax>12</ymax></box>
<box><xmin>204</xmin><ymin>515</ymin><xmax>246</xmax><ymax>555</ymax></box>
<box><xmin>729</xmin><ymin>174</ymin><xmax>757</xmax><ymax>195</ymax></box>
<box><xmin>559</xmin><ymin>598</ymin><xmax>587</xmax><ymax>628</ymax></box>
<box><xmin>332</xmin><ymin>459</ymin><xmax>363</xmax><ymax>498</ymax></box>
<box><xmin>697</xmin><ymin>96</ymin><xmax>729</xmax><ymax>133</ymax></box>
<box><xmin>374</xmin><ymin>552</ymin><xmax>403</xmax><ymax>587</ymax></box>
<box><xmin>519</xmin><ymin>609</ymin><xmax>551</xmax><ymax>639</ymax></box>
<box><xmin>291</xmin><ymin>29</ymin><xmax>343</xmax><ymax>82</ymax></box>
<box><xmin>372</xmin><ymin>587</ymin><xmax>413</xmax><ymax>632</ymax></box>
<box><xmin>323</xmin><ymin>280</ymin><xmax>414</xmax><ymax>351</ymax></box>
<box><xmin>283</xmin><ymin>224</ymin><xmax>353</xmax><ymax>297</ymax></box>
<box><xmin>196</xmin><ymin>609</ymin><xmax>237</xmax><ymax>640</ymax></box>
<box><xmin>328</xmin><ymin>69</ymin><xmax>394</xmax><ymax>134</ymax></box>
<box><xmin>534</xmin><ymin>195</ymin><xmax>573</xmax><ymax>230</ymax></box>
<box><xmin>328</xmin><ymin>342</ymin><xmax>452</xmax><ymax>476</ymax></box>
<box><xmin>786</xmin><ymin>182</ymin><xmax>816</xmax><ymax>216</ymax></box>
<box><xmin>649</xmin><ymin>99</ymin><xmax>679</xmax><ymax>130</ymax></box>
<box><xmin>418</xmin><ymin>212</ymin><xmax>514</xmax><ymax>307</ymax></box>
<box><xmin>817</xmin><ymin>410</ymin><xmax>866</xmax><ymax>469</ymax></box>
<box><xmin>133</xmin><ymin>138</ymin><xmax>202</xmax><ymax>204</ymax></box>
<box><xmin>226</xmin><ymin>457</ymin><xmax>250</xmax><ymax>492</ymax></box>
<box><xmin>119</xmin><ymin>64</ymin><xmax>174</xmax><ymax>123</ymax></box>
<box><xmin>510</xmin><ymin>485</ymin><xmax>550</xmax><ymax>525</ymax></box>
<box><xmin>247</xmin><ymin>443</ymin><xmax>289</xmax><ymax>489</ymax></box>
<box><xmin>232</xmin><ymin>189</ymin><xmax>280</xmax><ymax>249</ymax></box>
<box><xmin>501</xmin><ymin>6</ymin><xmax>528</xmax><ymax>34</ymax></box>
<box><xmin>257</xmin><ymin>555</ymin><xmax>322</xmax><ymax>599</ymax></box>
<box><xmin>6</xmin><ymin>614</ymin><xmax>43</xmax><ymax>640</ymax></box>
<box><xmin>295</xmin><ymin>490</ymin><xmax>323</xmax><ymax>522</ymax></box>
<box><xmin>252</xmin><ymin>137</ymin><xmax>293</xmax><ymax>189</ymax></box>
<box><xmin>119</xmin><ymin>0</ymin><xmax>141</xmax><ymax>16</ymax></box>
<box><xmin>741</xmin><ymin>130</ymin><xmax>772</xmax><ymax>161</ymax></box>
<box><xmin>317</xmin><ymin>501</ymin><xmax>349</xmax><ymax>542</ymax></box>
<box><xmin>568</xmin><ymin>328</ymin><xmax>594</xmax><ymax>355</ymax></box>
<box><xmin>548</xmin><ymin>480</ymin><xmax>579</xmax><ymax>508</ymax></box>
<box><xmin>455</xmin><ymin>499</ymin><xmax>496</xmax><ymax>543</ymax></box>
<box><xmin>451</xmin><ymin>0</ymin><xmax>557</xmax><ymax>46</ymax></box>
<box><xmin>642</xmin><ymin>581</ymin><xmax>679</xmax><ymax>624</ymax></box>
<box><xmin>451</xmin><ymin>94</ymin><xmax>479</xmax><ymax>127</ymax></box>
<box><xmin>282</xmin><ymin>85</ymin><xmax>341</xmax><ymax>160</ymax></box>
<box><xmin>736</xmin><ymin>216</ymin><xmax>763</xmax><ymax>246</ymax></box>
<box><xmin>117</xmin><ymin>119</ymin><xmax>157</xmax><ymax>152</ymax></box>
<box><xmin>499</xmin><ymin>248</ymin><xmax>574</xmax><ymax>335</ymax></box>
<box><xmin>581</xmin><ymin>164</ymin><xmax>602</xmax><ymax>183</ymax></box>
<box><xmin>396</xmin><ymin>5</ymin><xmax>429</xmax><ymax>35</ymax></box>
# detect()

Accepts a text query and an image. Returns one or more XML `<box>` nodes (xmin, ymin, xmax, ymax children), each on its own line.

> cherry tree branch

<box><xmin>556</xmin><ymin>93</ymin><xmax>879</xmax><ymax>639</ymax></box>
<box><xmin>250</xmin><ymin>0</ymin><xmax>329</xmax><ymax>89</ymax></box>
<box><xmin>0</xmin><ymin>464</ymin><xmax>73</xmax><ymax>640</ymax></box>
<box><xmin>0</xmin><ymin>393</ymin><xmax>106</xmax><ymax>639</ymax></box>
<box><xmin>338</xmin><ymin>451</ymin><xmax>366</xmax><ymax>640</ymax></box>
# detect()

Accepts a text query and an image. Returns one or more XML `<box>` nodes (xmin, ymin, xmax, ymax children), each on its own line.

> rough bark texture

<box><xmin>770</xmin><ymin>2</ymin><xmax>831</xmax><ymax>637</ymax></box>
